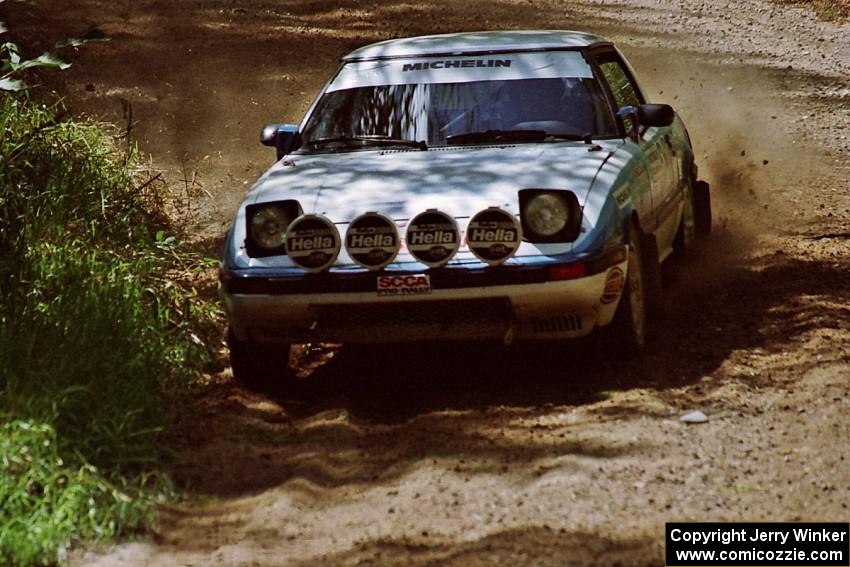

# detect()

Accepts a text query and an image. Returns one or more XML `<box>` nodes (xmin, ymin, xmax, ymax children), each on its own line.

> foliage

<box><xmin>0</xmin><ymin>419</ymin><xmax>171</xmax><ymax>565</ymax></box>
<box><xmin>0</xmin><ymin>91</ymin><xmax>218</xmax><ymax>564</ymax></box>
<box><xmin>0</xmin><ymin>41</ymin><xmax>68</xmax><ymax>91</ymax></box>
<box><xmin>1</xmin><ymin>16</ymin><xmax>107</xmax><ymax>92</ymax></box>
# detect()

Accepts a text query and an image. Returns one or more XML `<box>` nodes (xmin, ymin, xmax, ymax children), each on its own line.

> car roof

<box><xmin>342</xmin><ymin>30</ymin><xmax>610</xmax><ymax>61</ymax></box>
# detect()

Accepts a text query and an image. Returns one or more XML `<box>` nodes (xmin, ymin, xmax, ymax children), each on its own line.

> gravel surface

<box><xmin>7</xmin><ymin>0</ymin><xmax>849</xmax><ymax>565</ymax></box>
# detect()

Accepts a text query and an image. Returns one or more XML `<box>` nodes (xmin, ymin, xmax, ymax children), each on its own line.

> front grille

<box><xmin>530</xmin><ymin>313</ymin><xmax>583</xmax><ymax>334</ymax></box>
<box><xmin>309</xmin><ymin>298</ymin><xmax>510</xmax><ymax>342</ymax></box>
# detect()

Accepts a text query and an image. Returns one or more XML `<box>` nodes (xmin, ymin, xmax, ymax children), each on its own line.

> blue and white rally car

<box><xmin>219</xmin><ymin>30</ymin><xmax>711</xmax><ymax>386</ymax></box>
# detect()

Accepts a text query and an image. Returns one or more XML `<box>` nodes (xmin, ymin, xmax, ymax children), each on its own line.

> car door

<box><xmin>592</xmin><ymin>49</ymin><xmax>677</xmax><ymax>243</ymax></box>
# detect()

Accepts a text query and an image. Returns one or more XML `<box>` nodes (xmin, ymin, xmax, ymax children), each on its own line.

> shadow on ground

<box><xmin>275</xmin><ymin>226</ymin><xmax>848</xmax><ymax>416</ymax></box>
<box><xmin>290</xmin><ymin>527</ymin><xmax>659</xmax><ymax>567</ymax></box>
<box><xmin>171</xmin><ymin>226</ymin><xmax>849</xmax><ymax>496</ymax></box>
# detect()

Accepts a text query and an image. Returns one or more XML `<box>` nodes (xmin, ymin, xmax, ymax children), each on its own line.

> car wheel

<box><xmin>693</xmin><ymin>180</ymin><xmax>711</xmax><ymax>236</ymax></box>
<box><xmin>640</xmin><ymin>231</ymin><xmax>663</xmax><ymax>320</ymax></box>
<box><xmin>608</xmin><ymin>227</ymin><xmax>662</xmax><ymax>357</ymax></box>
<box><xmin>673</xmin><ymin>180</ymin><xmax>697</xmax><ymax>260</ymax></box>
<box><xmin>228</xmin><ymin>328</ymin><xmax>293</xmax><ymax>391</ymax></box>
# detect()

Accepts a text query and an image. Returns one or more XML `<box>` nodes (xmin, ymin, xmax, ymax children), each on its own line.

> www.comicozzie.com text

<box><xmin>670</xmin><ymin>526</ymin><xmax>848</xmax><ymax>546</ymax></box>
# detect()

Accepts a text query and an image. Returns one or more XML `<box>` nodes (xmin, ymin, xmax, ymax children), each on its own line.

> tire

<box><xmin>640</xmin><ymin>232</ymin><xmax>663</xmax><ymax>320</ymax></box>
<box><xmin>693</xmin><ymin>180</ymin><xmax>711</xmax><ymax>236</ymax></box>
<box><xmin>607</xmin><ymin>227</ymin><xmax>662</xmax><ymax>357</ymax></box>
<box><xmin>673</xmin><ymin>179</ymin><xmax>697</xmax><ymax>261</ymax></box>
<box><xmin>228</xmin><ymin>328</ymin><xmax>293</xmax><ymax>391</ymax></box>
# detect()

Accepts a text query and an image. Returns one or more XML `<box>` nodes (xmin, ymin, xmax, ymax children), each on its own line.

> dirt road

<box><xmin>8</xmin><ymin>0</ymin><xmax>850</xmax><ymax>564</ymax></box>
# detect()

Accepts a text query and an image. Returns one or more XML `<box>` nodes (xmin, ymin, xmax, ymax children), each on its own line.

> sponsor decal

<box><xmin>405</xmin><ymin>209</ymin><xmax>460</xmax><ymax>267</ymax></box>
<box><xmin>601</xmin><ymin>267</ymin><xmax>625</xmax><ymax>303</ymax></box>
<box><xmin>345</xmin><ymin>212</ymin><xmax>400</xmax><ymax>270</ymax></box>
<box><xmin>466</xmin><ymin>207</ymin><xmax>522</xmax><ymax>266</ymax></box>
<box><xmin>285</xmin><ymin>214</ymin><xmax>341</xmax><ymax>272</ymax></box>
<box><xmin>613</xmin><ymin>184</ymin><xmax>633</xmax><ymax>209</ymax></box>
<box><xmin>327</xmin><ymin>52</ymin><xmax>594</xmax><ymax>92</ymax></box>
<box><xmin>377</xmin><ymin>274</ymin><xmax>432</xmax><ymax>296</ymax></box>
<box><xmin>402</xmin><ymin>59</ymin><xmax>512</xmax><ymax>72</ymax></box>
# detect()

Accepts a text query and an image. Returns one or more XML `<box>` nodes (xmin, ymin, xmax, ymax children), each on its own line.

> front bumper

<box><xmin>221</xmin><ymin>246</ymin><xmax>628</xmax><ymax>344</ymax></box>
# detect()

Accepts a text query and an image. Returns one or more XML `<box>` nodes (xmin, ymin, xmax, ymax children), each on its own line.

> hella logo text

<box><xmin>469</xmin><ymin>228</ymin><xmax>518</xmax><ymax>242</ymax></box>
<box><xmin>408</xmin><ymin>230</ymin><xmax>456</xmax><ymax>245</ymax></box>
<box><xmin>348</xmin><ymin>233</ymin><xmax>396</xmax><ymax>248</ymax></box>
<box><xmin>288</xmin><ymin>235</ymin><xmax>334</xmax><ymax>251</ymax></box>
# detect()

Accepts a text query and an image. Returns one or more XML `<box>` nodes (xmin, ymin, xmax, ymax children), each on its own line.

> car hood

<box><xmin>249</xmin><ymin>142</ymin><xmax>616</xmax><ymax>221</ymax></box>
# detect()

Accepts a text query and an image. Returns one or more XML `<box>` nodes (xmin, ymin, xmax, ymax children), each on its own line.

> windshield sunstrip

<box><xmin>327</xmin><ymin>51</ymin><xmax>594</xmax><ymax>91</ymax></box>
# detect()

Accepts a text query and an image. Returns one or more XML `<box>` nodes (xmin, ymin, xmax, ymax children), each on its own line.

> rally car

<box><xmin>219</xmin><ymin>30</ymin><xmax>711</xmax><ymax>387</ymax></box>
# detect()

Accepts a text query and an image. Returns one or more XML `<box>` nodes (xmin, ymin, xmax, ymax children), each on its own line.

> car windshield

<box><xmin>301</xmin><ymin>53</ymin><xmax>617</xmax><ymax>150</ymax></box>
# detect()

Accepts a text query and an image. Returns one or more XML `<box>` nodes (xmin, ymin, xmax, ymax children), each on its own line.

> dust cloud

<box><xmin>622</xmin><ymin>47</ymin><xmax>827</xmax><ymax>299</ymax></box>
<box><xmin>631</xmin><ymin>48</ymin><xmax>816</xmax><ymax>230</ymax></box>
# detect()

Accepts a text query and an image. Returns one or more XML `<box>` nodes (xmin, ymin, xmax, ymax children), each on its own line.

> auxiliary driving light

<box><xmin>466</xmin><ymin>207</ymin><xmax>522</xmax><ymax>265</ymax></box>
<box><xmin>284</xmin><ymin>213</ymin><xmax>341</xmax><ymax>272</ymax></box>
<box><xmin>345</xmin><ymin>212</ymin><xmax>400</xmax><ymax>270</ymax></box>
<box><xmin>405</xmin><ymin>209</ymin><xmax>460</xmax><ymax>268</ymax></box>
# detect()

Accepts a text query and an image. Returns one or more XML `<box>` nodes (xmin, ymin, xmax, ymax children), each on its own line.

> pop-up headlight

<box><xmin>245</xmin><ymin>200</ymin><xmax>302</xmax><ymax>257</ymax></box>
<box><xmin>519</xmin><ymin>189</ymin><xmax>582</xmax><ymax>243</ymax></box>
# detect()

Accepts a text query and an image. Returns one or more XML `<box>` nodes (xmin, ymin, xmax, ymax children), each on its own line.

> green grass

<box><xmin>0</xmin><ymin>93</ymin><xmax>219</xmax><ymax>564</ymax></box>
<box><xmin>772</xmin><ymin>0</ymin><xmax>850</xmax><ymax>20</ymax></box>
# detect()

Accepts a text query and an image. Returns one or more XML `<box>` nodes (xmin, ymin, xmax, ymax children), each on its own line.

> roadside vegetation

<box><xmin>773</xmin><ymin>0</ymin><xmax>850</xmax><ymax>21</ymax></box>
<box><xmin>0</xmin><ymin>37</ymin><xmax>220</xmax><ymax>566</ymax></box>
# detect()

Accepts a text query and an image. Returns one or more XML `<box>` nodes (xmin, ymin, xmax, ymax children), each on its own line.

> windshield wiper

<box><xmin>446</xmin><ymin>129</ymin><xmax>547</xmax><ymax>145</ymax></box>
<box><xmin>545</xmin><ymin>133</ymin><xmax>590</xmax><ymax>142</ymax></box>
<box><xmin>446</xmin><ymin>130</ymin><xmax>595</xmax><ymax>145</ymax></box>
<box><xmin>306</xmin><ymin>135</ymin><xmax>427</xmax><ymax>150</ymax></box>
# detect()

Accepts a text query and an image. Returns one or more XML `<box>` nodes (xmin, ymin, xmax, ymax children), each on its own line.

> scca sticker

<box><xmin>376</xmin><ymin>274</ymin><xmax>432</xmax><ymax>296</ymax></box>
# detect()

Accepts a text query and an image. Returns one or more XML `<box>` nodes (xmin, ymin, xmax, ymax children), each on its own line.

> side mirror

<box><xmin>616</xmin><ymin>104</ymin><xmax>676</xmax><ymax>141</ymax></box>
<box><xmin>637</xmin><ymin>104</ymin><xmax>675</xmax><ymax>127</ymax></box>
<box><xmin>260</xmin><ymin>123</ymin><xmax>301</xmax><ymax>160</ymax></box>
<box><xmin>261</xmin><ymin>123</ymin><xmax>284</xmax><ymax>146</ymax></box>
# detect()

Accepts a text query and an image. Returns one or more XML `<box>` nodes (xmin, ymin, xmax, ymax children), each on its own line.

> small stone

<box><xmin>680</xmin><ymin>411</ymin><xmax>709</xmax><ymax>424</ymax></box>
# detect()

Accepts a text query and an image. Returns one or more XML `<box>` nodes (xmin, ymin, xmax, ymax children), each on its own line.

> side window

<box><xmin>596</xmin><ymin>54</ymin><xmax>643</xmax><ymax>135</ymax></box>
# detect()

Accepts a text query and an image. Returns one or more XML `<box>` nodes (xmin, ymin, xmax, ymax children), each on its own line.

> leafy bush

<box><xmin>0</xmin><ymin>92</ymin><xmax>218</xmax><ymax>564</ymax></box>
